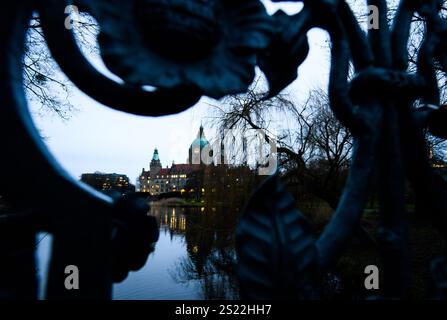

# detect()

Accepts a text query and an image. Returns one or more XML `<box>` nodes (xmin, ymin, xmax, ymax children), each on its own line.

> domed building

<box><xmin>188</xmin><ymin>125</ymin><xmax>212</xmax><ymax>165</ymax></box>
<box><xmin>139</xmin><ymin>126</ymin><xmax>214</xmax><ymax>195</ymax></box>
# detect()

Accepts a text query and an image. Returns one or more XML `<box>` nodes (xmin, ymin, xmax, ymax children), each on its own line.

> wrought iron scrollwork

<box><xmin>238</xmin><ymin>0</ymin><xmax>447</xmax><ymax>300</ymax></box>
<box><xmin>0</xmin><ymin>0</ymin><xmax>446</xmax><ymax>299</ymax></box>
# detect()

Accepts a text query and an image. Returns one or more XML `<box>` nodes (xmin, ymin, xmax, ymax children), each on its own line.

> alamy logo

<box><xmin>189</xmin><ymin>128</ymin><xmax>277</xmax><ymax>176</ymax></box>
<box><xmin>64</xmin><ymin>5</ymin><xmax>380</xmax><ymax>30</ymax></box>
<box><xmin>64</xmin><ymin>265</ymin><xmax>80</xmax><ymax>290</ymax></box>
<box><xmin>367</xmin><ymin>5</ymin><xmax>379</xmax><ymax>30</ymax></box>
<box><xmin>364</xmin><ymin>265</ymin><xmax>379</xmax><ymax>290</ymax></box>
<box><xmin>64</xmin><ymin>5</ymin><xmax>80</xmax><ymax>30</ymax></box>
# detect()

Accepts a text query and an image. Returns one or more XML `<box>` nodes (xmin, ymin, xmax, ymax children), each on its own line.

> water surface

<box><xmin>113</xmin><ymin>206</ymin><xmax>239</xmax><ymax>300</ymax></box>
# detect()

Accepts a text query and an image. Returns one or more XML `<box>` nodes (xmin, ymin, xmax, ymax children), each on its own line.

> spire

<box><xmin>152</xmin><ymin>148</ymin><xmax>159</xmax><ymax>161</ymax></box>
<box><xmin>242</xmin><ymin>136</ymin><xmax>247</xmax><ymax>165</ymax></box>
<box><xmin>197</xmin><ymin>124</ymin><xmax>205</xmax><ymax>139</ymax></box>
<box><xmin>220</xmin><ymin>133</ymin><xmax>226</xmax><ymax>165</ymax></box>
<box><xmin>189</xmin><ymin>125</ymin><xmax>210</xmax><ymax>165</ymax></box>
<box><xmin>150</xmin><ymin>148</ymin><xmax>162</xmax><ymax>176</ymax></box>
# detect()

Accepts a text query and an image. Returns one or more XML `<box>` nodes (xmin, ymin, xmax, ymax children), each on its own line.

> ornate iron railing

<box><xmin>0</xmin><ymin>0</ymin><xmax>446</xmax><ymax>299</ymax></box>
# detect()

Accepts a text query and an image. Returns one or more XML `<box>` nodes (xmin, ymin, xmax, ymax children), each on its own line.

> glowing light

<box><xmin>180</xmin><ymin>217</ymin><xmax>186</xmax><ymax>231</ymax></box>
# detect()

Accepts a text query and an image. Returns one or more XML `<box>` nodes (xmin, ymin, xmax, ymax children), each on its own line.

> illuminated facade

<box><xmin>81</xmin><ymin>172</ymin><xmax>135</xmax><ymax>194</ymax></box>
<box><xmin>139</xmin><ymin>126</ymin><xmax>211</xmax><ymax>195</ymax></box>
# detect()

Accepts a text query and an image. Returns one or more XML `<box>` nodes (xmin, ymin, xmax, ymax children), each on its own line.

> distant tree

<box><xmin>202</xmin><ymin>165</ymin><xmax>258</xmax><ymax>208</ymax></box>
<box><xmin>208</xmin><ymin>81</ymin><xmax>352</xmax><ymax>209</ymax></box>
<box><xmin>24</xmin><ymin>13</ymin><xmax>98</xmax><ymax>119</ymax></box>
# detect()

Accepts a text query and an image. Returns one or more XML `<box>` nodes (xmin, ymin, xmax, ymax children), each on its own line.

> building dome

<box><xmin>190</xmin><ymin>137</ymin><xmax>210</xmax><ymax>150</ymax></box>
<box><xmin>189</xmin><ymin>126</ymin><xmax>210</xmax><ymax>150</ymax></box>
<box><xmin>188</xmin><ymin>125</ymin><xmax>212</xmax><ymax>165</ymax></box>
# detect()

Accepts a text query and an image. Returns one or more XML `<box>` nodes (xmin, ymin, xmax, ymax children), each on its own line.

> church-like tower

<box><xmin>150</xmin><ymin>148</ymin><xmax>162</xmax><ymax>177</ymax></box>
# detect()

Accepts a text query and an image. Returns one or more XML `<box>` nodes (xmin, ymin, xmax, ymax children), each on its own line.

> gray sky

<box><xmin>30</xmin><ymin>1</ymin><xmax>330</xmax><ymax>184</ymax></box>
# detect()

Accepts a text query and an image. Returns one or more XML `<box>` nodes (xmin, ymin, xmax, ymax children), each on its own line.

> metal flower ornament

<box><xmin>79</xmin><ymin>0</ymin><xmax>274</xmax><ymax>98</ymax></box>
<box><xmin>0</xmin><ymin>0</ymin><xmax>446</xmax><ymax>300</ymax></box>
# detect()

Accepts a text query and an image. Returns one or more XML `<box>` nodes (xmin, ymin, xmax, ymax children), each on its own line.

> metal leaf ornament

<box><xmin>77</xmin><ymin>0</ymin><xmax>274</xmax><ymax>99</ymax></box>
<box><xmin>111</xmin><ymin>195</ymin><xmax>159</xmax><ymax>283</ymax></box>
<box><xmin>258</xmin><ymin>9</ymin><xmax>311</xmax><ymax>98</ymax></box>
<box><xmin>236</xmin><ymin>174</ymin><xmax>319</xmax><ymax>299</ymax></box>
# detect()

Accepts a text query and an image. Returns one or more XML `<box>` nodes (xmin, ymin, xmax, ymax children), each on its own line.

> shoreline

<box><xmin>149</xmin><ymin>198</ymin><xmax>204</xmax><ymax>207</ymax></box>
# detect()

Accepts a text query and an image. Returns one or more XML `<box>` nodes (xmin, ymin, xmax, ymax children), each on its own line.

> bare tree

<box><xmin>24</xmin><ymin>12</ymin><xmax>98</xmax><ymax>119</ymax></box>
<box><xmin>208</xmin><ymin>81</ymin><xmax>352</xmax><ymax>209</ymax></box>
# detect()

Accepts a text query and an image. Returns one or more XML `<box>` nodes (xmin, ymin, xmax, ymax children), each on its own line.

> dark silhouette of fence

<box><xmin>0</xmin><ymin>0</ymin><xmax>446</xmax><ymax>299</ymax></box>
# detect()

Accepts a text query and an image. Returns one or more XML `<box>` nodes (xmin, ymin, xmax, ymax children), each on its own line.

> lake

<box><xmin>113</xmin><ymin>205</ymin><xmax>240</xmax><ymax>300</ymax></box>
<box><xmin>36</xmin><ymin>205</ymin><xmax>240</xmax><ymax>299</ymax></box>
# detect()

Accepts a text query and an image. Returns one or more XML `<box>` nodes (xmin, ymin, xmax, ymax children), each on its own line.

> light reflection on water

<box><xmin>113</xmin><ymin>206</ymin><xmax>239</xmax><ymax>300</ymax></box>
